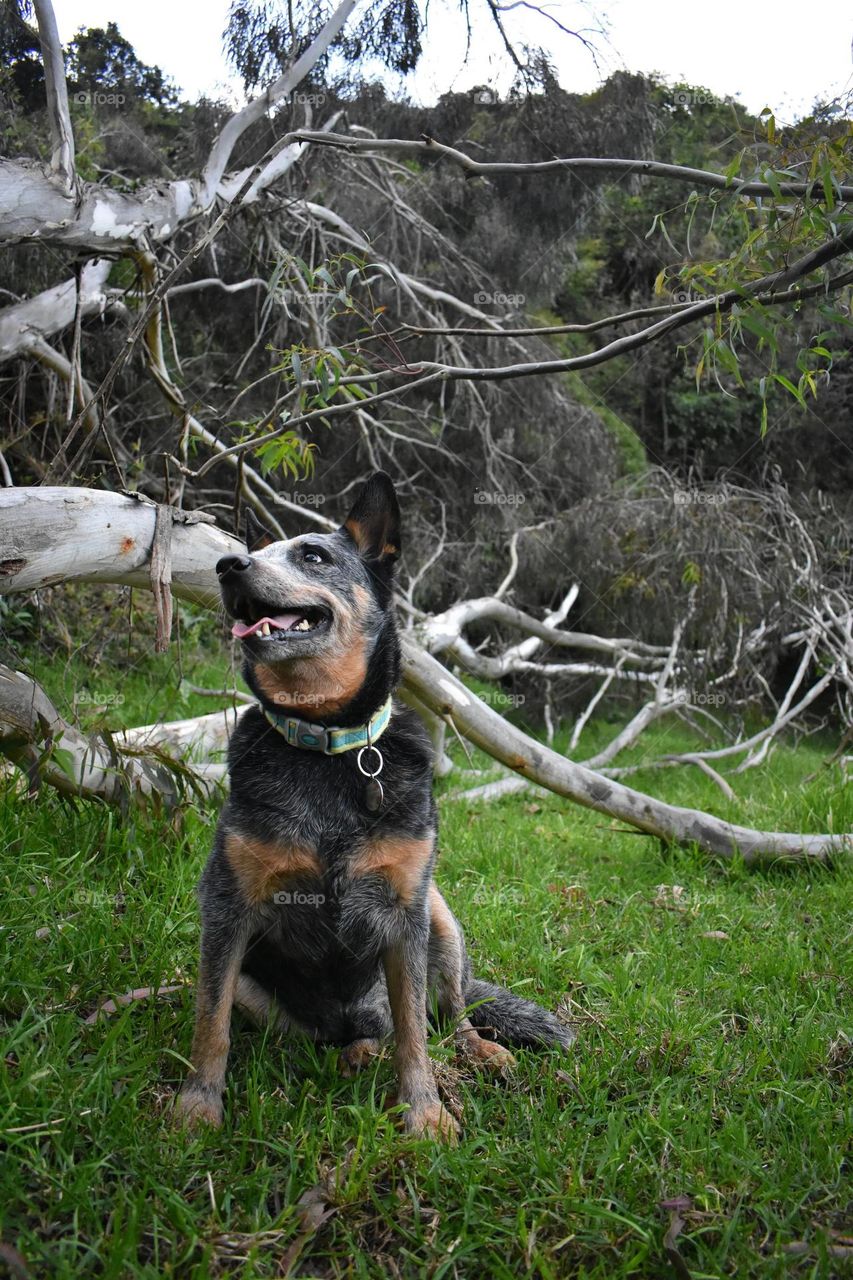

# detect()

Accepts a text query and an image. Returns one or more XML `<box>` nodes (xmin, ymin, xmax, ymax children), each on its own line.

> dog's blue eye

<box><xmin>303</xmin><ymin>550</ymin><xmax>324</xmax><ymax>564</ymax></box>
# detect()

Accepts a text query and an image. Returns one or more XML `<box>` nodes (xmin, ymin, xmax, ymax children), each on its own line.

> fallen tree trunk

<box><xmin>0</xmin><ymin>486</ymin><xmax>242</xmax><ymax>606</ymax></box>
<box><xmin>0</xmin><ymin>0</ymin><xmax>358</xmax><ymax>252</ymax></box>
<box><xmin>116</xmin><ymin>707</ymin><xmax>241</xmax><ymax>756</ymax></box>
<box><xmin>0</xmin><ymin>486</ymin><xmax>850</xmax><ymax>862</ymax></box>
<box><xmin>0</xmin><ymin>664</ymin><xmax>218</xmax><ymax>806</ymax></box>
<box><xmin>400</xmin><ymin>640</ymin><xmax>849</xmax><ymax>865</ymax></box>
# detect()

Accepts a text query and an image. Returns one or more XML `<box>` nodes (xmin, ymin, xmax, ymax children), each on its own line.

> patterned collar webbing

<box><xmin>261</xmin><ymin>696</ymin><xmax>392</xmax><ymax>755</ymax></box>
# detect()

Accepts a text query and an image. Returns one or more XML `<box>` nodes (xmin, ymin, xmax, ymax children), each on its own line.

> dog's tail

<box><xmin>464</xmin><ymin>978</ymin><xmax>575</xmax><ymax>1050</ymax></box>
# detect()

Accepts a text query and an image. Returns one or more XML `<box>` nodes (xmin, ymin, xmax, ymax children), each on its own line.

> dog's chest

<box><xmin>224</xmin><ymin>813</ymin><xmax>433</xmax><ymax>917</ymax></box>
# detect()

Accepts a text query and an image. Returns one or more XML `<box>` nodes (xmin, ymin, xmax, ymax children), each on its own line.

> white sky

<box><xmin>52</xmin><ymin>0</ymin><xmax>853</xmax><ymax>121</ymax></box>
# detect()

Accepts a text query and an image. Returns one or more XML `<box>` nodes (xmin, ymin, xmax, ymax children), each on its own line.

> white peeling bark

<box><xmin>0</xmin><ymin>260</ymin><xmax>113</xmax><ymax>362</ymax></box>
<box><xmin>0</xmin><ymin>487</ymin><xmax>241</xmax><ymax>607</ymax></box>
<box><xmin>200</xmin><ymin>0</ymin><xmax>357</xmax><ymax>203</ymax></box>
<box><xmin>31</xmin><ymin>0</ymin><xmax>75</xmax><ymax>192</ymax></box>
<box><xmin>1</xmin><ymin>0</ymin><xmax>354</xmax><ymax>253</ymax></box>
<box><xmin>0</xmin><ymin>160</ymin><xmax>199</xmax><ymax>251</ymax></box>
<box><xmin>400</xmin><ymin>639</ymin><xmax>850</xmax><ymax>865</ymax></box>
<box><xmin>117</xmin><ymin>707</ymin><xmax>243</xmax><ymax>756</ymax></box>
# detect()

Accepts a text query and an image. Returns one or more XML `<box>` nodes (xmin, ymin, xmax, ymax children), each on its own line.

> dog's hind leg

<box><xmin>337</xmin><ymin>986</ymin><xmax>393</xmax><ymax>1076</ymax></box>
<box><xmin>427</xmin><ymin>885</ymin><xmax>516</xmax><ymax>1071</ymax></box>
<box><xmin>234</xmin><ymin>973</ymin><xmax>288</xmax><ymax>1030</ymax></box>
<box><xmin>338</xmin><ymin>1038</ymin><xmax>382</xmax><ymax>1076</ymax></box>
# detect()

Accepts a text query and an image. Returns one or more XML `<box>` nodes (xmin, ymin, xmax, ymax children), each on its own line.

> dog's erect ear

<box><xmin>244</xmin><ymin>508</ymin><xmax>276</xmax><ymax>552</ymax></box>
<box><xmin>341</xmin><ymin>472</ymin><xmax>401</xmax><ymax>565</ymax></box>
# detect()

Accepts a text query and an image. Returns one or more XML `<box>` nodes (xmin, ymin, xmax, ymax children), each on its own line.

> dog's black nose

<box><xmin>216</xmin><ymin>554</ymin><xmax>252</xmax><ymax>577</ymax></box>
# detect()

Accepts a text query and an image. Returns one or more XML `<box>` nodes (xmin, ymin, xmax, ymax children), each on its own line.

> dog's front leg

<box><xmin>175</xmin><ymin>916</ymin><xmax>246</xmax><ymax>1129</ymax></box>
<box><xmin>384</xmin><ymin>918</ymin><xmax>459</xmax><ymax>1142</ymax></box>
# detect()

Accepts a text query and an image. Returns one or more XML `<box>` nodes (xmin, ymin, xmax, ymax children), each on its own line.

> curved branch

<box><xmin>200</xmin><ymin>1</ymin><xmax>357</xmax><ymax>203</ymax></box>
<box><xmin>0</xmin><ymin>664</ymin><xmax>211</xmax><ymax>807</ymax></box>
<box><xmin>189</xmin><ymin>231</ymin><xmax>853</xmax><ymax>466</ymax></box>
<box><xmin>0</xmin><ymin>260</ymin><xmax>113</xmax><ymax>362</ymax></box>
<box><xmin>401</xmin><ymin>639</ymin><xmax>850</xmax><ymax>865</ymax></box>
<box><xmin>395</xmin><ymin>268</ymin><xmax>853</xmax><ymax>338</ymax></box>
<box><xmin>164</xmin><ymin>277</ymin><xmax>268</xmax><ymax>298</ymax></box>
<box><xmin>290</xmin><ymin>131</ymin><xmax>853</xmax><ymax>202</ymax></box>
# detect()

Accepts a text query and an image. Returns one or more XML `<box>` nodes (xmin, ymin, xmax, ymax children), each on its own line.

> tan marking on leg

<box><xmin>383</xmin><ymin>943</ymin><xmax>458</xmax><ymax>1142</ymax></box>
<box><xmin>175</xmin><ymin>943</ymin><xmax>245</xmax><ymax>1129</ymax></box>
<box><xmin>456</xmin><ymin>1018</ymin><xmax>516</xmax><ymax>1070</ymax></box>
<box><xmin>428</xmin><ymin>883</ymin><xmax>457</xmax><ymax>939</ymax></box>
<box><xmin>223</xmin><ymin>832</ymin><xmax>322</xmax><ymax>906</ymax></box>
<box><xmin>428</xmin><ymin>884</ymin><xmax>516</xmax><ymax>1071</ymax></box>
<box><xmin>234</xmin><ymin>973</ymin><xmax>286</xmax><ymax>1029</ymax></box>
<box><xmin>351</xmin><ymin>837</ymin><xmax>433</xmax><ymax>907</ymax></box>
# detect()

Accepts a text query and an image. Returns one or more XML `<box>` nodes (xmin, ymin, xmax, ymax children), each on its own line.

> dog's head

<box><xmin>216</xmin><ymin>472</ymin><xmax>401</xmax><ymax>720</ymax></box>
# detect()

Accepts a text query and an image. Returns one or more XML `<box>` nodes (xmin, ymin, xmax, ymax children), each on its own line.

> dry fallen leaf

<box><xmin>296</xmin><ymin>1183</ymin><xmax>334</xmax><ymax>1233</ymax></box>
<box><xmin>700</xmin><ymin>930</ymin><xmax>730</xmax><ymax>940</ymax></box>
<box><xmin>659</xmin><ymin>1195</ymin><xmax>693</xmax><ymax>1279</ymax></box>
<box><xmin>653</xmin><ymin>884</ymin><xmax>688</xmax><ymax>911</ymax></box>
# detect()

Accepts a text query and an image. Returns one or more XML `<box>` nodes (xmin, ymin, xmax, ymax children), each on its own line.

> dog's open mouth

<box><xmin>230</xmin><ymin>603</ymin><xmax>332</xmax><ymax>641</ymax></box>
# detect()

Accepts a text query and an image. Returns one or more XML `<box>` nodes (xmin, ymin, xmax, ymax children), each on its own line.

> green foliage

<box><xmin>565</xmin><ymin>372</ymin><xmax>648</xmax><ymax>479</ymax></box>
<box><xmin>65</xmin><ymin>21</ymin><xmax>178</xmax><ymax>107</ymax></box>
<box><xmin>225</xmin><ymin>0</ymin><xmax>424</xmax><ymax>91</ymax></box>
<box><xmin>536</xmin><ymin>85</ymin><xmax>853</xmax><ymax>485</ymax></box>
<box><xmin>253</xmin><ymin>424</ymin><xmax>317</xmax><ymax>478</ymax></box>
<box><xmin>665</xmin><ymin>384</ymin><xmax>762</xmax><ymax>452</ymax></box>
<box><xmin>258</xmin><ymin>251</ymin><xmax>395</xmax><ymax>466</ymax></box>
<box><xmin>0</xmin><ymin>0</ymin><xmax>43</xmax><ymax>113</ymax></box>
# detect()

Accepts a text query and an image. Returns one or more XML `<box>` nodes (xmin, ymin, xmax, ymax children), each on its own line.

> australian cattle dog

<box><xmin>177</xmin><ymin>472</ymin><xmax>572</xmax><ymax>1140</ymax></box>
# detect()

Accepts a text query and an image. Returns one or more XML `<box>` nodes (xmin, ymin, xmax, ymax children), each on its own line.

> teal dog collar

<box><xmin>261</xmin><ymin>696</ymin><xmax>392</xmax><ymax>755</ymax></box>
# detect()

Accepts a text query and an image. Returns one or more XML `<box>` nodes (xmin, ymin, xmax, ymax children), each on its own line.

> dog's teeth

<box><xmin>294</xmin><ymin>618</ymin><xmax>310</xmax><ymax>631</ymax></box>
<box><xmin>260</xmin><ymin>622</ymin><xmax>271</xmax><ymax>636</ymax></box>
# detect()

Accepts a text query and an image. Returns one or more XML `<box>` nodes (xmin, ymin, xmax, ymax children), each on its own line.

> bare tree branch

<box><xmin>0</xmin><ymin>487</ymin><xmax>241</xmax><ymax>606</ymax></box>
<box><xmin>200</xmin><ymin>1</ymin><xmax>356</xmax><ymax>203</ymax></box>
<box><xmin>164</xmin><ymin>278</ymin><xmax>268</xmax><ymax>298</ymax></box>
<box><xmin>0</xmin><ymin>260</ymin><xmax>114</xmax><ymax>363</ymax></box>
<box><xmin>401</xmin><ymin>639</ymin><xmax>850</xmax><ymax>865</ymax></box>
<box><xmin>31</xmin><ymin>0</ymin><xmax>75</xmax><ymax>192</ymax></box>
<box><xmin>290</xmin><ymin>130</ymin><xmax>853</xmax><ymax>201</ymax></box>
<box><xmin>185</xmin><ymin>227</ymin><xmax>853</xmax><ymax>468</ymax></box>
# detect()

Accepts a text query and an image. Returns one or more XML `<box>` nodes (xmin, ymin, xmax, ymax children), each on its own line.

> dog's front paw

<box><xmin>402</xmin><ymin>1099</ymin><xmax>460</xmax><ymax>1143</ymax></box>
<box><xmin>174</xmin><ymin>1086</ymin><xmax>223</xmax><ymax>1130</ymax></box>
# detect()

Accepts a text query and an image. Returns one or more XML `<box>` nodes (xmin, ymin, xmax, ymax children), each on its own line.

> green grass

<box><xmin>1</xmin><ymin>634</ymin><xmax>851</xmax><ymax>1277</ymax></box>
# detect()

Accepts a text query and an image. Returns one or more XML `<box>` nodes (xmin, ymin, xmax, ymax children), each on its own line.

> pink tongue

<box><xmin>231</xmin><ymin>612</ymin><xmax>304</xmax><ymax>638</ymax></box>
